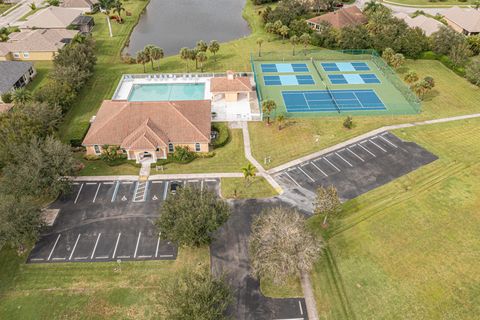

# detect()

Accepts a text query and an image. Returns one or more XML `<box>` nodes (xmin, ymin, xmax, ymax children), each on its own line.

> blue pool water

<box><xmin>128</xmin><ymin>83</ymin><xmax>206</xmax><ymax>102</ymax></box>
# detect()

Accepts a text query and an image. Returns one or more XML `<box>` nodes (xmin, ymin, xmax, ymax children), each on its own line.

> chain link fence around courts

<box><xmin>251</xmin><ymin>49</ymin><xmax>421</xmax><ymax>114</ymax></box>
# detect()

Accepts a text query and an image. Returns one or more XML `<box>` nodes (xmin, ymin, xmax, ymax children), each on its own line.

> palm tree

<box><xmin>12</xmin><ymin>88</ymin><xmax>32</xmax><ymax>106</ymax></box>
<box><xmin>299</xmin><ymin>33</ymin><xmax>310</xmax><ymax>56</ymax></box>
<box><xmin>189</xmin><ymin>48</ymin><xmax>198</xmax><ymax>69</ymax></box>
<box><xmin>180</xmin><ymin>47</ymin><xmax>190</xmax><ymax>72</ymax></box>
<box><xmin>144</xmin><ymin>45</ymin><xmax>156</xmax><ymax>70</ymax></box>
<box><xmin>404</xmin><ymin>71</ymin><xmax>418</xmax><ymax>84</ymax></box>
<box><xmin>241</xmin><ymin>163</ymin><xmax>256</xmax><ymax>186</ymax></box>
<box><xmin>208</xmin><ymin>40</ymin><xmax>220</xmax><ymax>61</ymax></box>
<box><xmin>150</xmin><ymin>47</ymin><xmax>164</xmax><ymax>71</ymax></box>
<box><xmin>276</xmin><ymin>113</ymin><xmax>286</xmax><ymax>130</ymax></box>
<box><xmin>290</xmin><ymin>35</ymin><xmax>299</xmax><ymax>56</ymax></box>
<box><xmin>112</xmin><ymin>0</ymin><xmax>125</xmax><ymax>23</ymax></box>
<box><xmin>262</xmin><ymin>99</ymin><xmax>277</xmax><ymax>125</ymax></box>
<box><xmin>196</xmin><ymin>51</ymin><xmax>208</xmax><ymax>72</ymax></box>
<box><xmin>364</xmin><ymin>0</ymin><xmax>382</xmax><ymax>15</ymax></box>
<box><xmin>279</xmin><ymin>25</ymin><xmax>290</xmax><ymax>43</ymax></box>
<box><xmin>256</xmin><ymin>38</ymin><xmax>263</xmax><ymax>57</ymax></box>
<box><xmin>136</xmin><ymin>50</ymin><xmax>148</xmax><ymax>73</ymax></box>
<box><xmin>196</xmin><ymin>40</ymin><xmax>208</xmax><ymax>52</ymax></box>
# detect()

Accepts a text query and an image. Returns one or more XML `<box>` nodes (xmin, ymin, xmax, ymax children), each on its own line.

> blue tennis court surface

<box><xmin>282</xmin><ymin>89</ymin><xmax>385</xmax><ymax>112</ymax></box>
<box><xmin>264</xmin><ymin>75</ymin><xmax>315</xmax><ymax>86</ymax></box>
<box><xmin>261</xmin><ymin>63</ymin><xmax>309</xmax><ymax>73</ymax></box>
<box><xmin>321</xmin><ymin>62</ymin><xmax>370</xmax><ymax>72</ymax></box>
<box><xmin>328</xmin><ymin>74</ymin><xmax>380</xmax><ymax>85</ymax></box>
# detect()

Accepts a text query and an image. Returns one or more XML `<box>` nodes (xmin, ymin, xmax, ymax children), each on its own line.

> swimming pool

<box><xmin>128</xmin><ymin>83</ymin><xmax>206</xmax><ymax>102</ymax></box>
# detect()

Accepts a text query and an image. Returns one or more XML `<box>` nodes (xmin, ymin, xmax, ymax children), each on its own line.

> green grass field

<box><xmin>250</xmin><ymin>59</ymin><xmax>480</xmax><ymax>169</ymax></box>
<box><xmin>307</xmin><ymin>118</ymin><xmax>480</xmax><ymax>319</ymax></box>
<box><xmin>253</xmin><ymin>53</ymin><xmax>417</xmax><ymax>117</ymax></box>
<box><xmin>0</xmin><ymin>246</ymin><xmax>209</xmax><ymax>319</ymax></box>
<box><xmin>220</xmin><ymin>176</ymin><xmax>278</xmax><ymax>199</ymax></box>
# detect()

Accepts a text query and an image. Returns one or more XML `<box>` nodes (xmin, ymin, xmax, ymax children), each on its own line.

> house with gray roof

<box><xmin>0</xmin><ymin>61</ymin><xmax>36</xmax><ymax>102</ymax></box>
<box><xmin>393</xmin><ymin>13</ymin><xmax>443</xmax><ymax>36</ymax></box>
<box><xmin>442</xmin><ymin>6</ymin><xmax>480</xmax><ymax>35</ymax></box>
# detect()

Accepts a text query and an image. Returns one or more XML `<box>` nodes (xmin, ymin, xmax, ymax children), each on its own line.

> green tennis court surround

<box><xmin>251</xmin><ymin>49</ymin><xmax>421</xmax><ymax>117</ymax></box>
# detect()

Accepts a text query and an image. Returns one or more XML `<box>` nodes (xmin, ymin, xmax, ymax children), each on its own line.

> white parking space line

<box><xmin>347</xmin><ymin>148</ymin><xmax>364</xmax><ymax>162</ymax></box>
<box><xmin>112</xmin><ymin>233</ymin><xmax>121</xmax><ymax>258</ymax></box>
<box><xmin>201</xmin><ymin>180</ymin><xmax>204</xmax><ymax>191</ymax></box>
<box><xmin>284</xmin><ymin>172</ymin><xmax>301</xmax><ymax>188</ymax></box>
<box><xmin>52</xmin><ymin>257</ymin><xmax>66</xmax><ymax>261</ymax></box>
<box><xmin>359</xmin><ymin>142</ymin><xmax>376</xmax><ymax>157</ymax></box>
<box><xmin>155</xmin><ymin>233</ymin><xmax>161</xmax><ymax>258</ymax></box>
<box><xmin>310</xmin><ymin>161</ymin><xmax>328</xmax><ymax>177</ymax></box>
<box><xmin>90</xmin><ymin>233</ymin><xmax>101</xmax><ymax>259</ymax></box>
<box><xmin>138</xmin><ymin>255</ymin><xmax>152</xmax><ymax>258</ymax></box>
<box><xmin>74</xmin><ymin>256</ymin><xmax>89</xmax><ymax>260</ymax></box>
<box><xmin>117</xmin><ymin>255</ymin><xmax>130</xmax><ymax>259</ymax></box>
<box><xmin>69</xmin><ymin>234</ymin><xmax>81</xmax><ymax>260</ymax></box>
<box><xmin>379</xmin><ymin>134</ymin><xmax>397</xmax><ymax>148</ymax></box>
<box><xmin>72</xmin><ymin>182</ymin><xmax>80</xmax><ymax>185</ymax></box>
<box><xmin>159</xmin><ymin>254</ymin><xmax>174</xmax><ymax>258</ymax></box>
<box><xmin>369</xmin><ymin>139</ymin><xmax>387</xmax><ymax>152</ymax></box>
<box><xmin>151</xmin><ymin>180</ymin><xmax>163</xmax><ymax>184</ymax></box>
<box><xmin>103</xmin><ymin>182</ymin><xmax>114</xmax><ymax>185</ymax></box>
<box><xmin>188</xmin><ymin>179</ymin><xmax>199</xmax><ymax>183</ymax></box>
<box><xmin>95</xmin><ymin>256</ymin><xmax>109</xmax><ymax>259</ymax></box>
<box><xmin>323</xmin><ymin>157</ymin><xmax>341</xmax><ymax>172</ymax></box>
<box><xmin>122</xmin><ymin>181</ymin><xmax>133</xmax><ymax>184</ymax></box>
<box><xmin>30</xmin><ymin>258</ymin><xmax>45</xmax><ymax>261</ymax></box>
<box><xmin>92</xmin><ymin>183</ymin><xmax>101</xmax><ymax>203</ymax></box>
<box><xmin>205</xmin><ymin>179</ymin><xmax>216</xmax><ymax>182</ymax></box>
<box><xmin>297</xmin><ymin>167</ymin><xmax>315</xmax><ymax>182</ymax></box>
<box><xmin>163</xmin><ymin>182</ymin><xmax>169</xmax><ymax>200</ymax></box>
<box><xmin>335</xmin><ymin>152</ymin><xmax>353</xmax><ymax>167</ymax></box>
<box><xmin>299</xmin><ymin>301</ymin><xmax>304</xmax><ymax>315</ymax></box>
<box><xmin>134</xmin><ymin>232</ymin><xmax>142</xmax><ymax>258</ymax></box>
<box><xmin>47</xmin><ymin>234</ymin><xmax>61</xmax><ymax>261</ymax></box>
<box><xmin>111</xmin><ymin>181</ymin><xmax>120</xmax><ymax>202</ymax></box>
<box><xmin>74</xmin><ymin>183</ymin><xmax>84</xmax><ymax>204</ymax></box>
<box><xmin>86</xmin><ymin>182</ymin><xmax>97</xmax><ymax>185</ymax></box>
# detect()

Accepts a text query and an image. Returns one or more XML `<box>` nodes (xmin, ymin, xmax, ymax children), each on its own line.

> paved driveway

<box><xmin>28</xmin><ymin>178</ymin><xmax>219</xmax><ymax>263</ymax></box>
<box><xmin>211</xmin><ymin>199</ymin><xmax>308</xmax><ymax>320</ymax></box>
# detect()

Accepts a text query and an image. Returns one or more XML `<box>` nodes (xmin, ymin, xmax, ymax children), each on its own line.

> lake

<box><xmin>124</xmin><ymin>0</ymin><xmax>251</xmax><ymax>56</ymax></box>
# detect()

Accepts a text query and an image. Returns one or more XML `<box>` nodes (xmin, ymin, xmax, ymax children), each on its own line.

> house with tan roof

<box><xmin>442</xmin><ymin>6</ymin><xmax>480</xmax><ymax>35</ymax></box>
<box><xmin>18</xmin><ymin>7</ymin><xmax>85</xmax><ymax>30</ymax></box>
<box><xmin>61</xmin><ymin>0</ymin><xmax>98</xmax><ymax>13</ymax></box>
<box><xmin>0</xmin><ymin>29</ymin><xmax>78</xmax><ymax>61</ymax></box>
<box><xmin>393</xmin><ymin>13</ymin><xmax>443</xmax><ymax>36</ymax></box>
<box><xmin>83</xmin><ymin>100</ymin><xmax>212</xmax><ymax>163</ymax></box>
<box><xmin>307</xmin><ymin>6</ymin><xmax>367</xmax><ymax>30</ymax></box>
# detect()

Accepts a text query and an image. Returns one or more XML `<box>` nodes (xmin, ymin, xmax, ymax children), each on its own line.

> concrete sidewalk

<box><xmin>268</xmin><ymin>113</ymin><xmax>480</xmax><ymax>174</ymax></box>
<box><xmin>70</xmin><ymin>172</ymin><xmax>244</xmax><ymax>181</ymax></box>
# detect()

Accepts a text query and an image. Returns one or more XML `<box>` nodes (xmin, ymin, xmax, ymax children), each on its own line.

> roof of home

<box><xmin>393</xmin><ymin>13</ymin><xmax>443</xmax><ymax>36</ymax></box>
<box><xmin>0</xmin><ymin>104</ymin><xmax>14</xmax><ymax>113</ymax></box>
<box><xmin>0</xmin><ymin>61</ymin><xmax>33</xmax><ymax>94</ymax></box>
<box><xmin>61</xmin><ymin>0</ymin><xmax>98</xmax><ymax>9</ymax></box>
<box><xmin>71</xmin><ymin>15</ymin><xmax>94</xmax><ymax>26</ymax></box>
<box><xmin>83</xmin><ymin>100</ymin><xmax>212</xmax><ymax>148</ymax></box>
<box><xmin>443</xmin><ymin>6</ymin><xmax>480</xmax><ymax>33</ymax></box>
<box><xmin>19</xmin><ymin>7</ymin><xmax>83</xmax><ymax>29</ymax></box>
<box><xmin>307</xmin><ymin>6</ymin><xmax>367</xmax><ymax>29</ymax></box>
<box><xmin>0</xmin><ymin>29</ymin><xmax>78</xmax><ymax>56</ymax></box>
<box><xmin>210</xmin><ymin>76</ymin><xmax>252</xmax><ymax>93</ymax></box>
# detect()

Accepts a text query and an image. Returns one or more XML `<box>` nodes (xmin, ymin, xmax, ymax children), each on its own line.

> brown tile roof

<box><xmin>0</xmin><ymin>29</ymin><xmax>78</xmax><ymax>56</ymax></box>
<box><xmin>83</xmin><ymin>100</ymin><xmax>211</xmax><ymax>149</ymax></box>
<box><xmin>443</xmin><ymin>6</ymin><xmax>480</xmax><ymax>33</ymax></box>
<box><xmin>210</xmin><ymin>76</ymin><xmax>252</xmax><ymax>93</ymax></box>
<box><xmin>0</xmin><ymin>103</ymin><xmax>13</xmax><ymax>113</ymax></box>
<box><xmin>307</xmin><ymin>6</ymin><xmax>367</xmax><ymax>29</ymax></box>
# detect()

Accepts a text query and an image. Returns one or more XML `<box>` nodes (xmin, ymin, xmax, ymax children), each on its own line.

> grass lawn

<box><xmin>26</xmin><ymin>61</ymin><xmax>53</xmax><ymax>93</ymax></box>
<box><xmin>0</xmin><ymin>3</ymin><xmax>13</xmax><ymax>15</ymax></box>
<box><xmin>220</xmin><ymin>176</ymin><xmax>278</xmax><ymax>199</ymax></box>
<box><xmin>59</xmin><ymin>0</ymin><xmax>311</xmax><ymax>144</ymax></box>
<box><xmin>77</xmin><ymin>128</ymin><xmax>249</xmax><ymax>175</ymax></box>
<box><xmin>0</xmin><ymin>246</ymin><xmax>209</xmax><ymax>319</ymax></box>
<box><xmin>306</xmin><ymin>118</ymin><xmax>480</xmax><ymax>319</ymax></box>
<box><xmin>250</xmin><ymin>59</ymin><xmax>480</xmax><ymax>169</ymax></box>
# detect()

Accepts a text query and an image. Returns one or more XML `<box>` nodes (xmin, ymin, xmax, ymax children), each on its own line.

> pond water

<box><xmin>124</xmin><ymin>0</ymin><xmax>251</xmax><ymax>57</ymax></box>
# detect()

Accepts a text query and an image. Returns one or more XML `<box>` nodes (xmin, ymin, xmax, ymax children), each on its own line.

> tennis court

<box><xmin>261</xmin><ymin>63</ymin><xmax>309</xmax><ymax>73</ymax></box>
<box><xmin>328</xmin><ymin>74</ymin><xmax>381</xmax><ymax>85</ymax></box>
<box><xmin>321</xmin><ymin>62</ymin><xmax>370</xmax><ymax>72</ymax></box>
<box><xmin>264</xmin><ymin>75</ymin><xmax>315</xmax><ymax>86</ymax></box>
<box><xmin>282</xmin><ymin>89</ymin><xmax>386</xmax><ymax>113</ymax></box>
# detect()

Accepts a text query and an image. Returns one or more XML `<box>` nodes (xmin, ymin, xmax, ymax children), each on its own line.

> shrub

<box><xmin>172</xmin><ymin>146</ymin><xmax>196</xmax><ymax>163</ymax></box>
<box><xmin>343</xmin><ymin>116</ymin><xmax>354</xmax><ymax>129</ymax></box>
<box><xmin>100</xmin><ymin>145</ymin><xmax>126</xmax><ymax>165</ymax></box>
<box><xmin>1</xmin><ymin>92</ymin><xmax>12</xmax><ymax>103</ymax></box>
<box><xmin>83</xmin><ymin>154</ymin><xmax>100</xmax><ymax>161</ymax></box>
<box><xmin>466</xmin><ymin>61</ymin><xmax>480</xmax><ymax>86</ymax></box>
<box><xmin>211</xmin><ymin>123</ymin><xmax>230</xmax><ymax>148</ymax></box>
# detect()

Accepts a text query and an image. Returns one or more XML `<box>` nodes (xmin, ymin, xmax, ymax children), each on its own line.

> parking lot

<box><xmin>274</xmin><ymin>132</ymin><xmax>438</xmax><ymax>200</ymax></box>
<box><xmin>27</xmin><ymin>178</ymin><xmax>219</xmax><ymax>264</ymax></box>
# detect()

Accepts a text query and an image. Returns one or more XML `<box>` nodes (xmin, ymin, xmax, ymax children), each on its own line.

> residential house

<box><xmin>70</xmin><ymin>15</ymin><xmax>95</xmax><ymax>33</ymax></box>
<box><xmin>307</xmin><ymin>6</ymin><xmax>367</xmax><ymax>30</ymax></box>
<box><xmin>393</xmin><ymin>13</ymin><xmax>443</xmax><ymax>36</ymax></box>
<box><xmin>442</xmin><ymin>6</ymin><xmax>480</xmax><ymax>35</ymax></box>
<box><xmin>61</xmin><ymin>0</ymin><xmax>98</xmax><ymax>13</ymax></box>
<box><xmin>83</xmin><ymin>100</ymin><xmax>212</xmax><ymax>163</ymax></box>
<box><xmin>0</xmin><ymin>29</ymin><xmax>78</xmax><ymax>61</ymax></box>
<box><xmin>0</xmin><ymin>61</ymin><xmax>36</xmax><ymax>102</ymax></box>
<box><xmin>0</xmin><ymin>103</ymin><xmax>13</xmax><ymax>113</ymax></box>
<box><xmin>18</xmin><ymin>7</ymin><xmax>89</xmax><ymax>31</ymax></box>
